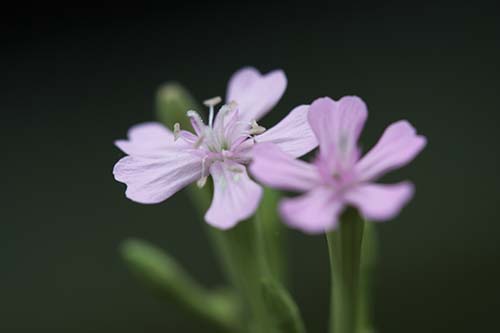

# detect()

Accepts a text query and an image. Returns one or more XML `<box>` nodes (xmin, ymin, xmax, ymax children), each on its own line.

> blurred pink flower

<box><xmin>250</xmin><ymin>96</ymin><xmax>426</xmax><ymax>234</ymax></box>
<box><xmin>113</xmin><ymin>67</ymin><xmax>317</xmax><ymax>229</ymax></box>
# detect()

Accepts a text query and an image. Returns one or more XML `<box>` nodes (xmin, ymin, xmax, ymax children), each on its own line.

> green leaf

<box><xmin>120</xmin><ymin>238</ymin><xmax>239</xmax><ymax>332</ymax></box>
<box><xmin>156</xmin><ymin>82</ymin><xmax>201</xmax><ymax>130</ymax></box>
<box><xmin>261</xmin><ymin>279</ymin><xmax>306</xmax><ymax>333</ymax></box>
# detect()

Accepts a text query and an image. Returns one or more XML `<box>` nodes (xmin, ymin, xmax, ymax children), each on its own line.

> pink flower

<box><xmin>250</xmin><ymin>96</ymin><xmax>426</xmax><ymax>234</ymax></box>
<box><xmin>113</xmin><ymin>67</ymin><xmax>317</xmax><ymax>229</ymax></box>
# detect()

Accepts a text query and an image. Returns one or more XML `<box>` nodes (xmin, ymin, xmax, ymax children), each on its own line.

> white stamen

<box><xmin>204</xmin><ymin>96</ymin><xmax>222</xmax><ymax>128</ymax></box>
<box><xmin>187</xmin><ymin>110</ymin><xmax>204</xmax><ymax>126</ymax></box>
<box><xmin>197</xmin><ymin>176</ymin><xmax>208</xmax><ymax>188</ymax></box>
<box><xmin>197</xmin><ymin>157</ymin><xmax>209</xmax><ymax>188</ymax></box>
<box><xmin>173</xmin><ymin>123</ymin><xmax>181</xmax><ymax>141</ymax></box>
<box><xmin>249</xmin><ymin>120</ymin><xmax>266</xmax><ymax>135</ymax></box>
<box><xmin>209</xmin><ymin>107</ymin><xmax>214</xmax><ymax>127</ymax></box>
<box><xmin>187</xmin><ymin>110</ymin><xmax>203</xmax><ymax>121</ymax></box>
<box><xmin>201</xmin><ymin>156</ymin><xmax>208</xmax><ymax>178</ymax></box>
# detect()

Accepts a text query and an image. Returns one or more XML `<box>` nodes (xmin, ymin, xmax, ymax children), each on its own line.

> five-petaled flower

<box><xmin>250</xmin><ymin>96</ymin><xmax>426</xmax><ymax>234</ymax></box>
<box><xmin>113</xmin><ymin>67</ymin><xmax>317</xmax><ymax>229</ymax></box>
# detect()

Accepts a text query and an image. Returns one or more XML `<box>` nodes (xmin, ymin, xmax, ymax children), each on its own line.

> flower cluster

<box><xmin>113</xmin><ymin>67</ymin><xmax>426</xmax><ymax>233</ymax></box>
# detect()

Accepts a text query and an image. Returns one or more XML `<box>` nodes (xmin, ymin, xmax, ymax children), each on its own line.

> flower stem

<box><xmin>327</xmin><ymin>208</ymin><xmax>365</xmax><ymax>333</ymax></box>
<box><xmin>257</xmin><ymin>188</ymin><xmax>287</xmax><ymax>284</ymax></box>
<box><xmin>209</xmin><ymin>220</ymin><xmax>271</xmax><ymax>332</ymax></box>
<box><xmin>187</xmin><ymin>184</ymin><xmax>278</xmax><ymax>332</ymax></box>
<box><xmin>358</xmin><ymin>222</ymin><xmax>377</xmax><ymax>332</ymax></box>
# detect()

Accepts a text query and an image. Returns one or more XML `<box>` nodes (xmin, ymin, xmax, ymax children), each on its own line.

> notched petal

<box><xmin>205</xmin><ymin>161</ymin><xmax>263</xmax><ymax>229</ymax></box>
<box><xmin>226</xmin><ymin>67</ymin><xmax>287</xmax><ymax>122</ymax></box>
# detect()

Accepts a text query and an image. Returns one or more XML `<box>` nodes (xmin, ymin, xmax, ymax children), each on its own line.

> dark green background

<box><xmin>2</xmin><ymin>2</ymin><xmax>499</xmax><ymax>332</ymax></box>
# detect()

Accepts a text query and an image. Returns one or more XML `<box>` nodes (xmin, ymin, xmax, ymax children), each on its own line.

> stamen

<box><xmin>196</xmin><ymin>177</ymin><xmax>207</xmax><ymax>188</ymax></box>
<box><xmin>197</xmin><ymin>176</ymin><xmax>208</xmax><ymax>188</ymax></box>
<box><xmin>201</xmin><ymin>156</ymin><xmax>208</xmax><ymax>178</ymax></box>
<box><xmin>204</xmin><ymin>96</ymin><xmax>222</xmax><ymax>128</ymax></box>
<box><xmin>173</xmin><ymin>123</ymin><xmax>181</xmax><ymax>141</ymax></box>
<box><xmin>249</xmin><ymin>120</ymin><xmax>266</xmax><ymax>135</ymax></box>
<box><xmin>187</xmin><ymin>110</ymin><xmax>204</xmax><ymax>122</ymax></box>
<box><xmin>186</xmin><ymin>110</ymin><xmax>205</xmax><ymax>135</ymax></box>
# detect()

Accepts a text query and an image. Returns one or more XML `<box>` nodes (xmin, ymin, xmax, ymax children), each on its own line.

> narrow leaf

<box><xmin>120</xmin><ymin>238</ymin><xmax>238</xmax><ymax>332</ymax></box>
<box><xmin>261</xmin><ymin>279</ymin><xmax>306</xmax><ymax>333</ymax></box>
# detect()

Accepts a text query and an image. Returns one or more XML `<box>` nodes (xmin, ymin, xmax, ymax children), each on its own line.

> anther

<box><xmin>187</xmin><ymin>110</ymin><xmax>204</xmax><ymax>126</ymax></box>
<box><xmin>249</xmin><ymin>120</ymin><xmax>266</xmax><ymax>135</ymax></box>
<box><xmin>187</xmin><ymin>110</ymin><xmax>202</xmax><ymax>119</ymax></box>
<box><xmin>197</xmin><ymin>176</ymin><xmax>208</xmax><ymax>188</ymax></box>
<box><xmin>203</xmin><ymin>96</ymin><xmax>222</xmax><ymax>107</ymax></box>
<box><xmin>173</xmin><ymin>123</ymin><xmax>181</xmax><ymax>141</ymax></box>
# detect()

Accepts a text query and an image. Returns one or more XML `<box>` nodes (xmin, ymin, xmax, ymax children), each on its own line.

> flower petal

<box><xmin>205</xmin><ymin>161</ymin><xmax>263</xmax><ymax>230</ymax></box>
<box><xmin>308</xmin><ymin>96</ymin><xmax>367</xmax><ymax>170</ymax></box>
<box><xmin>250</xmin><ymin>143</ymin><xmax>319</xmax><ymax>192</ymax></box>
<box><xmin>226</xmin><ymin>67</ymin><xmax>287</xmax><ymax>122</ymax></box>
<box><xmin>355</xmin><ymin>120</ymin><xmax>426</xmax><ymax>181</ymax></box>
<box><xmin>279</xmin><ymin>187</ymin><xmax>343</xmax><ymax>234</ymax></box>
<box><xmin>128</xmin><ymin>122</ymin><xmax>174</xmax><ymax>142</ymax></box>
<box><xmin>113</xmin><ymin>150</ymin><xmax>202</xmax><ymax>204</ymax></box>
<box><xmin>114</xmin><ymin>122</ymin><xmax>175</xmax><ymax>157</ymax></box>
<box><xmin>344</xmin><ymin>182</ymin><xmax>414</xmax><ymax>221</ymax></box>
<box><xmin>255</xmin><ymin>105</ymin><xmax>317</xmax><ymax>157</ymax></box>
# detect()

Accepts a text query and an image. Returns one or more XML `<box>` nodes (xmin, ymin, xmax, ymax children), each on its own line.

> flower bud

<box><xmin>156</xmin><ymin>82</ymin><xmax>200</xmax><ymax>130</ymax></box>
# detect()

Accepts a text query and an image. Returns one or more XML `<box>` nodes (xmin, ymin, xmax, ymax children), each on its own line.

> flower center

<box><xmin>178</xmin><ymin>96</ymin><xmax>266</xmax><ymax>188</ymax></box>
<box><xmin>184</xmin><ymin>96</ymin><xmax>266</xmax><ymax>154</ymax></box>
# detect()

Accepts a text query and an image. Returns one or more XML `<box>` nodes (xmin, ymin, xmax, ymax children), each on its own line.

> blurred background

<box><xmin>2</xmin><ymin>1</ymin><xmax>499</xmax><ymax>332</ymax></box>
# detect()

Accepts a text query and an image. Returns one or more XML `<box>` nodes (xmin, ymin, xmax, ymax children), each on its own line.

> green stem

<box><xmin>358</xmin><ymin>223</ymin><xmax>377</xmax><ymax>333</ymax></box>
<box><xmin>210</xmin><ymin>220</ymin><xmax>270</xmax><ymax>332</ymax></box>
<box><xmin>257</xmin><ymin>188</ymin><xmax>287</xmax><ymax>284</ymax></box>
<box><xmin>187</xmin><ymin>184</ymin><xmax>275</xmax><ymax>332</ymax></box>
<box><xmin>327</xmin><ymin>208</ymin><xmax>365</xmax><ymax>333</ymax></box>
